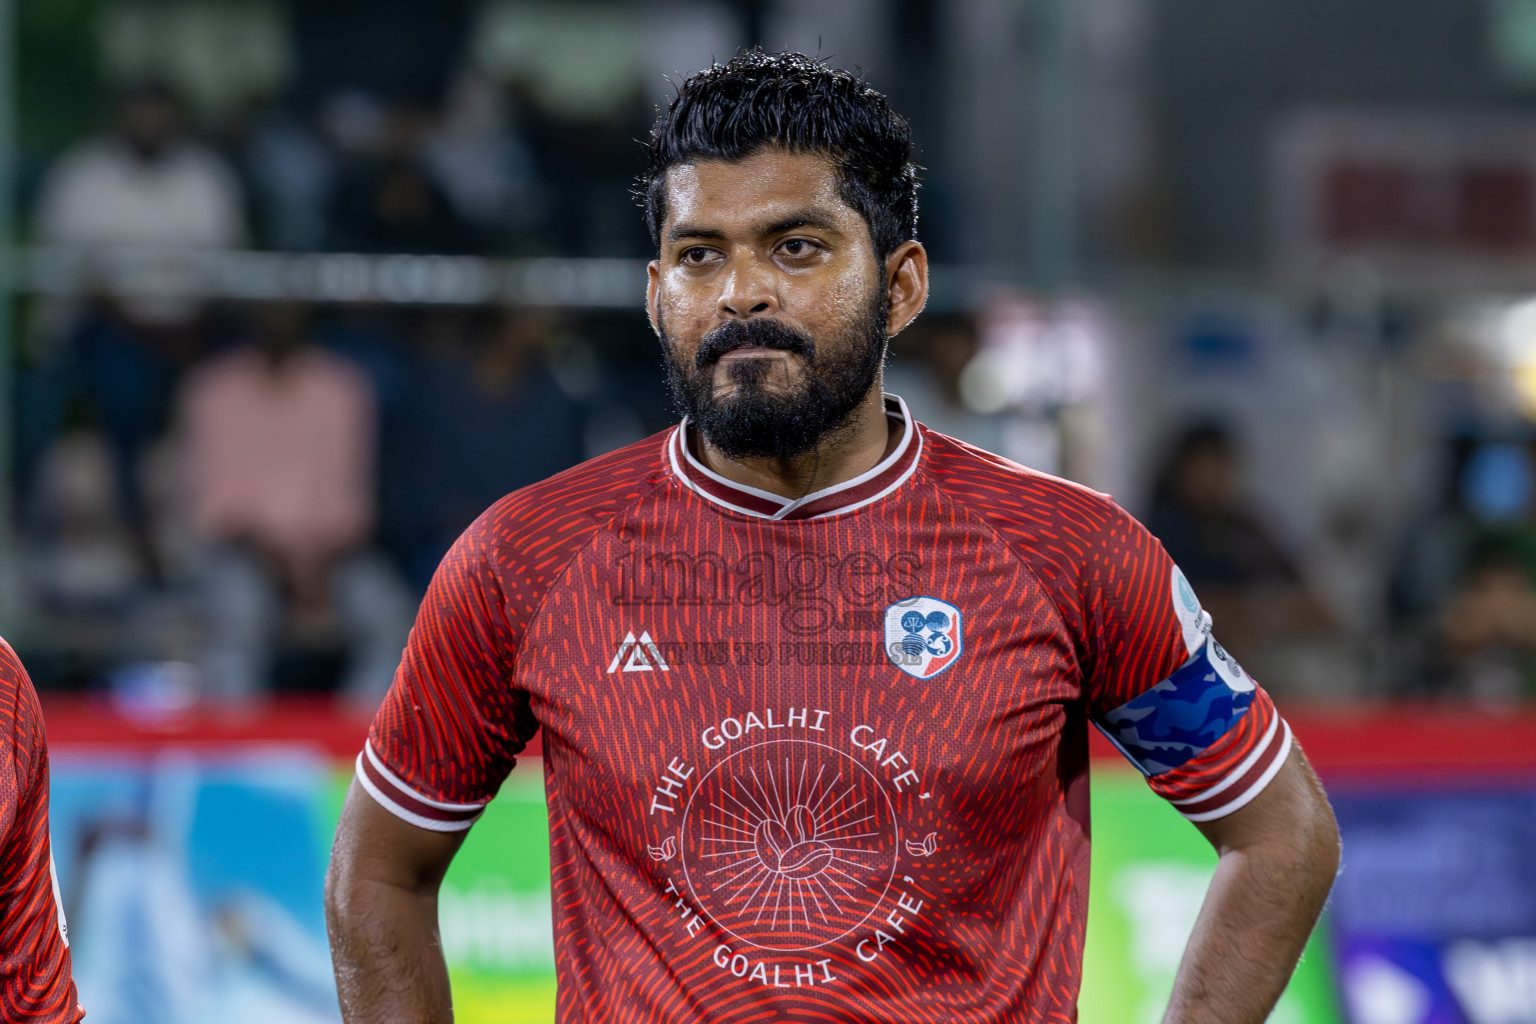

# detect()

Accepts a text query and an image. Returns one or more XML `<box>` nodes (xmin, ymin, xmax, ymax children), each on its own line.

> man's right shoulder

<box><xmin>461</xmin><ymin>428</ymin><xmax>675</xmax><ymax>558</ymax></box>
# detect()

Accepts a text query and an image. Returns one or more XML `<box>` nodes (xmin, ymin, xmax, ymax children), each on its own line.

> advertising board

<box><xmin>41</xmin><ymin>700</ymin><xmax>1536</xmax><ymax>1023</ymax></box>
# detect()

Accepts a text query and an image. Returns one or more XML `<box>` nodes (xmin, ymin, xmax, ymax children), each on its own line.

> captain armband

<box><xmin>1092</xmin><ymin>638</ymin><xmax>1258</xmax><ymax>777</ymax></box>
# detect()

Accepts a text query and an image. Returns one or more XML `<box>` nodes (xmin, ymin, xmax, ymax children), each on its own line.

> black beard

<box><xmin>660</xmin><ymin>292</ymin><xmax>889</xmax><ymax>462</ymax></box>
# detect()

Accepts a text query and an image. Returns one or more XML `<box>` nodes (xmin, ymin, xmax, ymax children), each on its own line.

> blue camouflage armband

<box><xmin>1092</xmin><ymin>639</ymin><xmax>1256</xmax><ymax>776</ymax></box>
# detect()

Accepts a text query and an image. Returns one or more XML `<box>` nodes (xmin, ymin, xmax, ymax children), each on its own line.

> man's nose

<box><xmin>718</xmin><ymin>261</ymin><xmax>778</xmax><ymax>318</ymax></box>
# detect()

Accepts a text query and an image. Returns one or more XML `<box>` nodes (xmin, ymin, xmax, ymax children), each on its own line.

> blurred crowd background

<box><xmin>12</xmin><ymin>0</ymin><xmax>1536</xmax><ymax>714</ymax></box>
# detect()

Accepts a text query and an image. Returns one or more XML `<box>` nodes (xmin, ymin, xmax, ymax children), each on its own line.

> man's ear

<box><xmin>646</xmin><ymin>260</ymin><xmax>662</xmax><ymax>337</ymax></box>
<box><xmin>883</xmin><ymin>240</ymin><xmax>929</xmax><ymax>337</ymax></box>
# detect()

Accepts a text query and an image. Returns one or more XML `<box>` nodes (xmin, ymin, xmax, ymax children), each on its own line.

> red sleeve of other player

<box><xmin>0</xmin><ymin>641</ymin><xmax>83</xmax><ymax>1024</ymax></box>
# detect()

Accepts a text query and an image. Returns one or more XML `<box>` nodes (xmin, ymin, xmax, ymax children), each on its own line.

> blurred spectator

<box><xmin>180</xmin><ymin>303</ymin><xmax>412</xmax><ymax>705</ymax></box>
<box><xmin>1389</xmin><ymin>439</ymin><xmax>1507</xmax><ymax>694</ymax></box>
<box><xmin>512</xmin><ymin>78</ymin><xmax>653</xmax><ymax>256</ymax></box>
<box><xmin>326</xmin><ymin>104</ymin><xmax>480</xmax><ymax>255</ymax></box>
<box><xmin>1441</xmin><ymin>541</ymin><xmax>1536</xmax><ymax>703</ymax></box>
<box><xmin>21</xmin><ymin>429</ymin><xmax>145</xmax><ymax>618</ymax></box>
<box><xmin>227</xmin><ymin>98</ymin><xmax>336</xmax><ymax>251</ymax></box>
<box><xmin>17</xmin><ymin>428</ymin><xmax>200</xmax><ymax>693</ymax></box>
<box><xmin>30</xmin><ymin>81</ymin><xmax>246</xmax><ymax>565</ymax></box>
<box><xmin>1418</xmin><ymin>441</ymin><xmax>1536</xmax><ymax>703</ymax></box>
<box><xmin>422</xmin><ymin>71</ymin><xmax>539</xmax><ymax>249</ymax></box>
<box><xmin>1147</xmin><ymin>422</ymin><xmax>1332</xmax><ymax>685</ymax></box>
<box><xmin>385</xmin><ymin>308</ymin><xmax>586</xmax><ymax>590</ymax></box>
<box><xmin>36</xmin><ymin>81</ymin><xmax>246</xmax><ymax>281</ymax></box>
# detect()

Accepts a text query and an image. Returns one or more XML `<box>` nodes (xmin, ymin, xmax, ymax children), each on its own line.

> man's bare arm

<box><xmin>325</xmin><ymin>779</ymin><xmax>468</xmax><ymax>1024</ymax></box>
<box><xmin>1162</xmin><ymin>745</ymin><xmax>1341</xmax><ymax>1024</ymax></box>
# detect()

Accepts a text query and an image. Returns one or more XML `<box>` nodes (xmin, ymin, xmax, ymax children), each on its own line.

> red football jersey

<box><xmin>0</xmin><ymin>641</ymin><xmax>81</xmax><ymax>1024</ymax></box>
<box><xmin>363</xmin><ymin>396</ymin><xmax>1291</xmax><ymax>1023</ymax></box>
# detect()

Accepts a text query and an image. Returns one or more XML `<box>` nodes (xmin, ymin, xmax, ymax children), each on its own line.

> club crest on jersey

<box><xmin>884</xmin><ymin>597</ymin><xmax>963</xmax><ymax>679</ymax></box>
<box><xmin>607</xmin><ymin>631</ymin><xmax>670</xmax><ymax>674</ymax></box>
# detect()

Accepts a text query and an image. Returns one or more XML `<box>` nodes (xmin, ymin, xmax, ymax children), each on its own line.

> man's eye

<box><xmin>681</xmin><ymin>247</ymin><xmax>714</xmax><ymax>265</ymax></box>
<box><xmin>780</xmin><ymin>239</ymin><xmax>817</xmax><ymax>256</ymax></box>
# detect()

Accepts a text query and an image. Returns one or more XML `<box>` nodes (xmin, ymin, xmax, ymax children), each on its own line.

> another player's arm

<box><xmin>325</xmin><ymin>778</ymin><xmax>468</xmax><ymax>1024</ymax></box>
<box><xmin>0</xmin><ymin>643</ymin><xmax>84</xmax><ymax>1024</ymax></box>
<box><xmin>1161</xmin><ymin>744</ymin><xmax>1340</xmax><ymax>1024</ymax></box>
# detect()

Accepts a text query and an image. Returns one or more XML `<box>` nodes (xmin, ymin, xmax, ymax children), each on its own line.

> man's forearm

<box><xmin>1164</xmin><ymin>754</ymin><xmax>1340</xmax><ymax>1024</ymax></box>
<box><xmin>326</xmin><ymin>872</ymin><xmax>453</xmax><ymax>1024</ymax></box>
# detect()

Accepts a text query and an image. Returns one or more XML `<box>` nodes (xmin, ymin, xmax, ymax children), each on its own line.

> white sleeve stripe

<box><xmin>48</xmin><ymin>852</ymin><xmax>68</xmax><ymax>948</ymax></box>
<box><xmin>364</xmin><ymin>739</ymin><xmax>487</xmax><ymax>812</ymax></box>
<box><xmin>355</xmin><ymin>755</ymin><xmax>480</xmax><ymax>833</ymax></box>
<box><xmin>1170</xmin><ymin>710</ymin><xmax>1281</xmax><ymax>807</ymax></box>
<box><xmin>1179</xmin><ymin>721</ymin><xmax>1294</xmax><ymax>823</ymax></box>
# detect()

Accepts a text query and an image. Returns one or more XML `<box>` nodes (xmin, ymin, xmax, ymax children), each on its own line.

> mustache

<box><xmin>694</xmin><ymin>318</ymin><xmax>815</xmax><ymax>370</ymax></box>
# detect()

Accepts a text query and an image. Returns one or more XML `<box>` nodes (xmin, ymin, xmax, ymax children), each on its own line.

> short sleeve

<box><xmin>0</xmin><ymin>645</ymin><xmax>83</xmax><ymax>1023</ymax></box>
<box><xmin>1080</xmin><ymin>506</ymin><xmax>1293</xmax><ymax>823</ymax></box>
<box><xmin>361</xmin><ymin>518</ymin><xmax>538</xmax><ymax>831</ymax></box>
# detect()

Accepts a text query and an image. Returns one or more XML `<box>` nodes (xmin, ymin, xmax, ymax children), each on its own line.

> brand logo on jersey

<box><xmin>884</xmin><ymin>597</ymin><xmax>963</xmax><ymax>679</ymax></box>
<box><xmin>607</xmin><ymin>631</ymin><xmax>670</xmax><ymax>673</ymax></box>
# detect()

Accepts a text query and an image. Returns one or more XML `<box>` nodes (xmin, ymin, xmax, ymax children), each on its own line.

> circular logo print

<box><xmin>681</xmin><ymin>739</ymin><xmax>899</xmax><ymax>951</ymax></box>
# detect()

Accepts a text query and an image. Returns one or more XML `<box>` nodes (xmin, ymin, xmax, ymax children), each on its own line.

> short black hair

<box><xmin>639</xmin><ymin>50</ymin><xmax>919</xmax><ymax>263</ymax></box>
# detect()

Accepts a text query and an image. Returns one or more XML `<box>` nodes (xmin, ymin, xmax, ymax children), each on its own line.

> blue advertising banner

<box><xmin>1330</xmin><ymin>789</ymin><xmax>1536</xmax><ymax>1024</ymax></box>
<box><xmin>50</xmin><ymin>751</ymin><xmax>341</xmax><ymax>1024</ymax></box>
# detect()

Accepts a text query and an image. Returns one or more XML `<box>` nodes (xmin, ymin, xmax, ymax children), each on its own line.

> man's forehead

<box><xmin>661</xmin><ymin>150</ymin><xmax>859</xmax><ymax>235</ymax></box>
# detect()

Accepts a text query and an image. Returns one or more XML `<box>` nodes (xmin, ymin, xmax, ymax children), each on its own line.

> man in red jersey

<box><xmin>326</xmin><ymin>51</ymin><xmax>1340</xmax><ymax>1024</ymax></box>
<box><xmin>0</xmin><ymin>642</ymin><xmax>83</xmax><ymax>1024</ymax></box>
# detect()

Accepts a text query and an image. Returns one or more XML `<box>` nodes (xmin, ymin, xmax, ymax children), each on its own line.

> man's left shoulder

<box><xmin>919</xmin><ymin>425</ymin><xmax>1125</xmax><ymax>535</ymax></box>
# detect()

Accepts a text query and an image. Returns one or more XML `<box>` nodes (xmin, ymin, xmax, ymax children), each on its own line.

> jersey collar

<box><xmin>666</xmin><ymin>394</ymin><xmax>922</xmax><ymax>521</ymax></box>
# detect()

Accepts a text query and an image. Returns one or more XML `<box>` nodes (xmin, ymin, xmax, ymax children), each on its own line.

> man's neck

<box><xmin>694</xmin><ymin>386</ymin><xmax>898</xmax><ymax>500</ymax></box>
